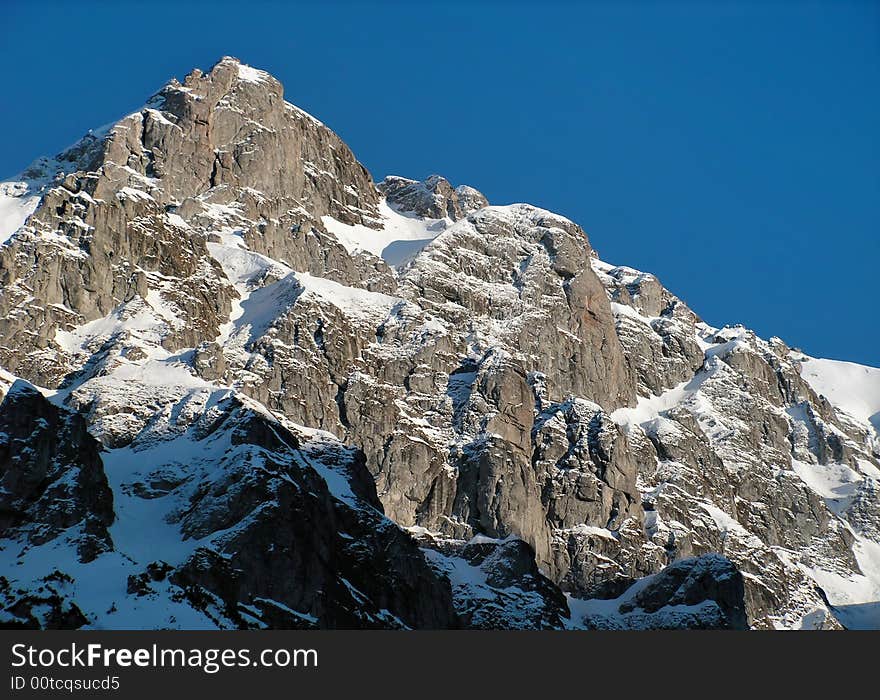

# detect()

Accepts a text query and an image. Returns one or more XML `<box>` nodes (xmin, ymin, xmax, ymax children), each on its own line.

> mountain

<box><xmin>0</xmin><ymin>57</ymin><xmax>877</xmax><ymax>630</ymax></box>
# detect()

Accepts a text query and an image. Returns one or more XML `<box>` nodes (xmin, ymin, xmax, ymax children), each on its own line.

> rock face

<box><xmin>0</xmin><ymin>378</ymin><xmax>459</xmax><ymax>629</ymax></box>
<box><xmin>573</xmin><ymin>554</ymin><xmax>749</xmax><ymax>630</ymax></box>
<box><xmin>144</xmin><ymin>393</ymin><xmax>460</xmax><ymax>630</ymax></box>
<box><xmin>0</xmin><ymin>57</ymin><xmax>877</xmax><ymax>630</ymax></box>
<box><xmin>0</xmin><ymin>56</ymin><xmax>384</xmax><ymax>387</ymax></box>
<box><xmin>0</xmin><ymin>380</ymin><xmax>113</xmax><ymax>563</ymax></box>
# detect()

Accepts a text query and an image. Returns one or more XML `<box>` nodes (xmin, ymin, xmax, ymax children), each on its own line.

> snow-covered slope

<box><xmin>322</xmin><ymin>200</ymin><xmax>449</xmax><ymax>267</ymax></box>
<box><xmin>0</xmin><ymin>182</ymin><xmax>41</xmax><ymax>244</ymax></box>
<box><xmin>799</xmin><ymin>355</ymin><xmax>880</xmax><ymax>435</ymax></box>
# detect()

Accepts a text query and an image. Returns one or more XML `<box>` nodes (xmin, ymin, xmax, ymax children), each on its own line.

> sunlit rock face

<box><xmin>0</xmin><ymin>58</ymin><xmax>877</xmax><ymax>630</ymax></box>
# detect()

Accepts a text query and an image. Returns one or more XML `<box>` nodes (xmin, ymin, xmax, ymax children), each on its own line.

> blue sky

<box><xmin>2</xmin><ymin>1</ymin><xmax>878</xmax><ymax>364</ymax></box>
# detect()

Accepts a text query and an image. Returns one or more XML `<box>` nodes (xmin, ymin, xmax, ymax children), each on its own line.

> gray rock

<box><xmin>378</xmin><ymin>175</ymin><xmax>487</xmax><ymax>220</ymax></box>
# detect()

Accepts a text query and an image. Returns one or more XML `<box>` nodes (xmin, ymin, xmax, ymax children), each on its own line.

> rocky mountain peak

<box><xmin>0</xmin><ymin>59</ymin><xmax>878</xmax><ymax>630</ymax></box>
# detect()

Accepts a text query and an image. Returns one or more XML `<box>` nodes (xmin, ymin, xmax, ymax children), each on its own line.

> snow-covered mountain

<box><xmin>1</xmin><ymin>57</ymin><xmax>878</xmax><ymax>630</ymax></box>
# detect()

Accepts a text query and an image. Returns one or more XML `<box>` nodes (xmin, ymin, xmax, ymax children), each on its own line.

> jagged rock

<box><xmin>0</xmin><ymin>381</ymin><xmax>113</xmax><ymax>562</ymax></box>
<box><xmin>608</xmin><ymin>554</ymin><xmax>748</xmax><ymax>630</ymax></box>
<box><xmin>378</xmin><ymin>175</ymin><xmax>487</xmax><ymax>220</ymax></box>
<box><xmin>167</xmin><ymin>400</ymin><xmax>461</xmax><ymax>629</ymax></box>
<box><xmin>401</xmin><ymin>206</ymin><xmax>635</xmax><ymax>409</ymax></box>
<box><xmin>592</xmin><ymin>261</ymin><xmax>704</xmax><ymax>396</ymax></box>
<box><xmin>551</xmin><ymin>519</ymin><xmax>665</xmax><ymax>599</ymax></box>
<box><xmin>418</xmin><ymin>534</ymin><xmax>570</xmax><ymax>629</ymax></box>
<box><xmin>0</xmin><ymin>573</ymin><xmax>89</xmax><ymax>630</ymax></box>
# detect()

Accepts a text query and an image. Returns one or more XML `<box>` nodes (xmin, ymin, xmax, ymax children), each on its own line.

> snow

<box><xmin>224</xmin><ymin>273</ymin><xmax>303</xmax><ymax>348</ymax></box>
<box><xmin>1</xmin><ymin>63</ymin><xmax>876</xmax><ymax>630</ymax></box>
<box><xmin>0</xmin><ymin>388</ymin><xmax>242</xmax><ymax>629</ymax></box>
<box><xmin>0</xmin><ymin>367</ymin><xmax>18</xmax><ymax>400</ymax></box>
<box><xmin>54</xmin><ymin>300</ymin><xmax>164</xmax><ymax>355</ymax></box>
<box><xmin>0</xmin><ymin>363</ymin><xmax>376</xmax><ymax>629</ymax></box>
<box><xmin>467</xmin><ymin>533</ymin><xmax>516</xmax><ymax>546</ymax></box>
<box><xmin>322</xmin><ymin>199</ymin><xmax>449</xmax><ymax>267</ymax></box>
<box><xmin>143</xmin><ymin>108</ymin><xmax>177</xmax><ymax>129</ymax></box>
<box><xmin>110</xmin><ymin>358</ymin><xmax>211</xmax><ymax>389</ymax></box>
<box><xmin>804</xmin><ymin>536</ymin><xmax>880</xmax><ymax>630</ymax></box>
<box><xmin>103</xmin><ymin>442</ymin><xmax>208</xmax><ymax>567</ymax></box>
<box><xmin>790</xmin><ymin>458</ymin><xmax>864</xmax><ymax>513</ymax></box>
<box><xmin>563</xmin><ymin>559</ymin><xmax>732</xmax><ymax>630</ymax></box>
<box><xmin>611</xmin><ymin>369</ymin><xmax>712</xmax><ymax>431</ymax></box>
<box><xmin>296</xmin><ymin>271</ymin><xmax>402</xmax><ymax>321</ymax></box>
<box><xmin>116</xmin><ymin>187</ymin><xmax>156</xmax><ymax>204</ymax></box>
<box><xmin>51</xmin><ymin>291</ymin><xmax>214</xmax><ymax>413</ymax></box>
<box><xmin>145</xmin><ymin>289</ymin><xmax>185</xmax><ymax>330</ymax></box>
<box><xmin>700</xmin><ymin>502</ymin><xmax>756</xmax><ymax>542</ymax></box>
<box><xmin>283</xmin><ymin>101</ymin><xmax>325</xmax><ymax>127</ymax></box>
<box><xmin>0</xmin><ymin>536</ymin><xmax>219</xmax><ymax>630</ymax></box>
<box><xmin>799</xmin><ymin>355</ymin><xmax>880</xmax><ymax>433</ymax></box>
<box><xmin>205</xmin><ymin>220</ymin><xmax>411</xmax><ymax>363</ymax></box>
<box><xmin>251</xmin><ymin>598</ymin><xmax>318</xmax><ymax>624</ymax></box>
<box><xmin>207</xmin><ymin>238</ymin><xmax>284</xmax><ymax>284</ymax></box>
<box><xmin>206</xmin><ymin>230</ymin><xmax>293</xmax><ymax>348</ymax></box>
<box><xmin>404</xmin><ymin>525</ymin><xmax>443</xmax><ymax>538</ymax></box>
<box><xmin>237</xmin><ymin>63</ymin><xmax>270</xmax><ymax>84</ymax></box>
<box><xmin>0</xmin><ymin>181</ymin><xmax>41</xmax><ymax>244</ymax></box>
<box><xmin>610</xmin><ymin>301</ymin><xmax>654</xmax><ymax>325</ymax></box>
<box><xmin>564</xmin><ymin>524</ymin><xmax>618</xmax><ymax>540</ymax></box>
<box><xmin>694</xmin><ymin>322</ymin><xmax>722</xmax><ymax>351</ymax></box>
<box><xmin>421</xmin><ymin>548</ymin><xmax>494</xmax><ymax>597</ymax></box>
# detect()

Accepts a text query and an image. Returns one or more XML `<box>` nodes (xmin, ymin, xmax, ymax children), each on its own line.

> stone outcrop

<box><xmin>575</xmin><ymin>554</ymin><xmax>749</xmax><ymax>630</ymax></box>
<box><xmin>0</xmin><ymin>381</ymin><xmax>113</xmax><ymax>564</ymax></box>
<box><xmin>378</xmin><ymin>175</ymin><xmax>488</xmax><ymax>220</ymax></box>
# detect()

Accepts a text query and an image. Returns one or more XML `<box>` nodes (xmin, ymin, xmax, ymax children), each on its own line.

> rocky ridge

<box><xmin>0</xmin><ymin>57</ymin><xmax>878</xmax><ymax>629</ymax></box>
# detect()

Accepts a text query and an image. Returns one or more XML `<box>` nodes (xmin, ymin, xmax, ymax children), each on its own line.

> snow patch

<box><xmin>0</xmin><ymin>181</ymin><xmax>41</xmax><ymax>244</ymax></box>
<box><xmin>322</xmin><ymin>199</ymin><xmax>449</xmax><ymax>267</ymax></box>
<box><xmin>790</xmin><ymin>458</ymin><xmax>864</xmax><ymax>513</ymax></box>
<box><xmin>237</xmin><ymin>63</ymin><xmax>270</xmax><ymax>84</ymax></box>
<box><xmin>611</xmin><ymin>369</ymin><xmax>712</xmax><ymax>431</ymax></box>
<box><xmin>297</xmin><ymin>272</ymin><xmax>401</xmax><ymax>322</ymax></box>
<box><xmin>799</xmin><ymin>355</ymin><xmax>880</xmax><ymax>434</ymax></box>
<box><xmin>805</xmin><ymin>536</ymin><xmax>880</xmax><ymax>630</ymax></box>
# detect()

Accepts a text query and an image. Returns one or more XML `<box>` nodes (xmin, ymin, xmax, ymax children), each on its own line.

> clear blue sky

<box><xmin>2</xmin><ymin>1</ymin><xmax>878</xmax><ymax>365</ymax></box>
